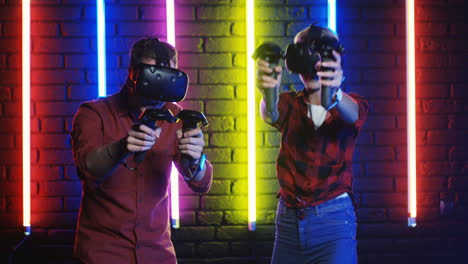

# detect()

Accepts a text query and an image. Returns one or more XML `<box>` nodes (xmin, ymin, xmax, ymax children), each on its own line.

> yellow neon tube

<box><xmin>247</xmin><ymin>0</ymin><xmax>256</xmax><ymax>231</ymax></box>
<box><xmin>22</xmin><ymin>0</ymin><xmax>31</xmax><ymax>235</ymax></box>
<box><xmin>406</xmin><ymin>0</ymin><xmax>417</xmax><ymax>227</ymax></box>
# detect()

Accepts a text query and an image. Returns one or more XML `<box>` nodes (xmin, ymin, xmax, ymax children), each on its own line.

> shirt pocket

<box><xmin>99</xmin><ymin>165</ymin><xmax>138</xmax><ymax>192</ymax></box>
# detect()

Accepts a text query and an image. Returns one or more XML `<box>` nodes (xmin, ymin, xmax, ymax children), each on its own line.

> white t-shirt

<box><xmin>307</xmin><ymin>103</ymin><xmax>328</xmax><ymax>130</ymax></box>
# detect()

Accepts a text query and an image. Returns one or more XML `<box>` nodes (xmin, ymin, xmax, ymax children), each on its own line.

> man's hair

<box><xmin>129</xmin><ymin>37</ymin><xmax>178</xmax><ymax>69</ymax></box>
<box><xmin>294</xmin><ymin>25</ymin><xmax>339</xmax><ymax>44</ymax></box>
<box><xmin>124</xmin><ymin>37</ymin><xmax>178</xmax><ymax>89</ymax></box>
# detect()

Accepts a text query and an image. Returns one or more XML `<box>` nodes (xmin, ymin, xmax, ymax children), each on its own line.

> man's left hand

<box><xmin>176</xmin><ymin>128</ymin><xmax>205</xmax><ymax>161</ymax></box>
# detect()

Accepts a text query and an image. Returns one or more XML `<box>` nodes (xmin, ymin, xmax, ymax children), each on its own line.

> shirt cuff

<box><xmin>186</xmin><ymin>159</ymin><xmax>213</xmax><ymax>194</ymax></box>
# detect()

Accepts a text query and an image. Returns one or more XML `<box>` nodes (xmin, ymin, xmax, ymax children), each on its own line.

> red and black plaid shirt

<box><xmin>270</xmin><ymin>90</ymin><xmax>368</xmax><ymax>208</ymax></box>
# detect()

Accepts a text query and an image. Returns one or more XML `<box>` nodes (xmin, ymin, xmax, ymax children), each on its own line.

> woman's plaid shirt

<box><xmin>270</xmin><ymin>90</ymin><xmax>369</xmax><ymax>208</ymax></box>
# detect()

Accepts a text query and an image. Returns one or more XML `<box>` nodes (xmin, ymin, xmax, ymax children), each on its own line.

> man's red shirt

<box><xmin>71</xmin><ymin>90</ymin><xmax>212</xmax><ymax>263</ymax></box>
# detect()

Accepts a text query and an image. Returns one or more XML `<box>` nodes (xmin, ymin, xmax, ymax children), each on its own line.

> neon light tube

<box><xmin>22</xmin><ymin>0</ymin><xmax>31</xmax><ymax>236</ymax></box>
<box><xmin>327</xmin><ymin>0</ymin><xmax>337</xmax><ymax>32</ymax></box>
<box><xmin>166</xmin><ymin>0</ymin><xmax>175</xmax><ymax>46</ymax></box>
<box><xmin>170</xmin><ymin>162</ymin><xmax>180</xmax><ymax>228</ymax></box>
<box><xmin>247</xmin><ymin>0</ymin><xmax>256</xmax><ymax>231</ymax></box>
<box><xmin>97</xmin><ymin>0</ymin><xmax>107</xmax><ymax>97</ymax></box>
<box><xmin>406</xmin><ymin>0</ymin><xmax>417</xmax><ymax>228</ymax></box>
<box><xmin>166</xmin><ymin>0</ymin><xmax>180</xmax><ymax>229</ymax></box>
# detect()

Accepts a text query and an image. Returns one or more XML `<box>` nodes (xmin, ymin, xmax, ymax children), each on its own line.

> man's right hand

<box><xmin>255</xmin><ymin>59</ymin><xmax>283</xmax><ymax>91</ymax></box>
<box><xmin>126</xmin><ymin>124</ymin><xmax>162</xmax><ymax>152</ymax></box>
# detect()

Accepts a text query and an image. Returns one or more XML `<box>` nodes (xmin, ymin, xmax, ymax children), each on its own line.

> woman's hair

<box><xmin>294</xmin><ymin>25</ymin><xmax>339</xmax><ymax>44</ymax></box>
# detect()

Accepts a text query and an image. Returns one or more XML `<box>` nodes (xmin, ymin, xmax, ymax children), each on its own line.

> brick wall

<box><xmin>0</xmin><ymin>0</ymin><xmax>467</xmax><ymax>263</ymax></box>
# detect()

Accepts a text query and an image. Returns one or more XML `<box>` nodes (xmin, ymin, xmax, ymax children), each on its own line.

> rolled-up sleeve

<box><xmin>186</xmin><ymin>159</ymin><xmax>213</xmax><ymax>194</ymax></box>
<box><xmin>347</xmin><ymin>92</ymin><xmax>369</xmax><ymax>131</ymax></box>
<box><xmin>70</xmin><ymin>103</ymin><xmax>103</xmax><ymax>182</ymax></box>
<box><xmin>269</xmin><ymin>92</ymin><xmax>292</xmax><ymax>132</ymax></box>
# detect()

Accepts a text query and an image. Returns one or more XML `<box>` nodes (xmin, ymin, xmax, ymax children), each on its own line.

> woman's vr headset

<box><xmin>130</xmin><ymin>39</ymin><xmax>188</xmax><ymax>102</ymax></box>
<box><xmin>285</xmin><ymin>37</ymin><xmax>344</xmax><ymax>76</ymax></box>
<box><xmin>252</xmin><ymin>24</ymin><xmax>345</xmax><ymax>109</ymax></box>
<box><xmin>253</xmin><ymin>24</ymin><xmax>345</xmax><ymax>78</ymax></box>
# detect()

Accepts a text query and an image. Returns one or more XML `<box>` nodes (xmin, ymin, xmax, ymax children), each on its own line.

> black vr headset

<box><xmin>284</xmin><ymin>24</ymin><xmax>344</xmax><ymax>77</ymax></box>
<box><xmin>130</xmin><ymin>39</ymin><xmax>188</xmax><ymax>102</ymax></box>
<box><xmin>253</xmin><ymin>24</ymin><xmax>344</xmax><ymax>78</ymax></box>
<box><xmin>252</xmin><ymin>24</ymin><xmax>345</xmax><ymax>109</ymax></box>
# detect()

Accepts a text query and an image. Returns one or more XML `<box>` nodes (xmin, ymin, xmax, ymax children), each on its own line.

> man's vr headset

<box><xmin>130</xmin><ymin>39</ymin><xmax>188</xmax><ymax>102</ymax></box>
<box><xmin>132</xmin><ymin>63</ymin><xmax>188</xmax><ymax>102</ymax></box>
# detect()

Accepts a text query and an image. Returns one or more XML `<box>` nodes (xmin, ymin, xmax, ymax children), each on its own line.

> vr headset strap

<box><xmin>152</xmin><ymin>38</ymin><xmax>170</xmax><ymax>66</ymax></box>
<box><xmin>306</xmin><ymin>24</ymin><xmax>323</xmax><ymax>47</ymax></box>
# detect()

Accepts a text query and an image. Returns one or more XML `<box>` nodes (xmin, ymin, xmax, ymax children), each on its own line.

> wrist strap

<box><xmin>325</xmin><ymin>88</ymin><xmax>342</xmax><ymax>111</ymax></box>
<box><xmin>183</xmin><ymin>153</ymin><xmax>206</xmax><ymax>182</ymax></box>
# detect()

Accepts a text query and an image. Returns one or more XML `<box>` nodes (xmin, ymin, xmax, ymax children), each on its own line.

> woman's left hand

<box><xmin>316</xmin><ymin>50</ymin><xmax>344</xmax><ymax>88</ymax></box>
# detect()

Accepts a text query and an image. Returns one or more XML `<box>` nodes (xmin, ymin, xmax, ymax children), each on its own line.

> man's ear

<box><xmin>171</xmin><ymin>59</ymin><xmax>178</xmax><ymax>69</ymax></box>
<box><xmin>128</xmin><ymin>65</ymin><xmax>137</xmax><ymax>82</ymax></box>
<box><xmin>126</xmin><ymin>68</ymin><xmax>137</xmax><ymax>95</ymax></box>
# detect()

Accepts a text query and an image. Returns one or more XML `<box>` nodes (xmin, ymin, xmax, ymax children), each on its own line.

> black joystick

<box><xmin>134</xmin><ymin>108</ymin><xmax>177</xmax><ymax>163</ymax></box>
<box><xmin>320</xmin><ymin>44</ymin><xmax>338</xmax><ymax>110</ymax></box>
<box><xmin>316</xmin><ymin>37</ymin><xmax>344</xmax><ymax>110</ymax></box>
<box><xmin>252</xmin><ymin>42</ymin><xmax>283</xmax><ymax>114</ymax></box>
<box><xmin>176</xmin><ymin>110</ymin><xmax>209</xmax><ymax>168</ymax></box>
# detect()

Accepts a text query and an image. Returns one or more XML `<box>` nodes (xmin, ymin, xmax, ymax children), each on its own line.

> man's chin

<box><xmin>140</xmin><ymin>98</ymin><xmax>165</xmax><ymax>108</ymax></box>
<box><xmin>146</xmin><ymin>100</ymin><xmax>165</xmax><ymax>108</ymax></box>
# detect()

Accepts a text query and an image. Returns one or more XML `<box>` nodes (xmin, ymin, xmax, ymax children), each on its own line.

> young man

<box><xmin>256</xmin><ymin>25</ymin><xmax>368</xmax><ymax>263</ymax></box>
<box><xmin>71</xmin><ymin>38</ymin><xmax>213</xmax><ymax>264</ymax></box>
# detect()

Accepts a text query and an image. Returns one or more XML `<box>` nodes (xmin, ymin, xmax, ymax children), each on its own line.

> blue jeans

<box><xmin>271</xmin><ymin>195</ymin><xmax>357</xmax><ymax>264</ymax></box>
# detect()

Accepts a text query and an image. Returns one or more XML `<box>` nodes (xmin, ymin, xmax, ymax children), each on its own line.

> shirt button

<box><xmin>136</xmin><ymin>244</ymin><xmax>140</xmax><ymax>249</ymax></box>
<box><xmin>138</xmin><ymin>199</ymin><xmax>143</xmax><ymax>203</ymax></box>
<box><xmin>139</xmin><ymin>173</ymin><xmax>143</xmax><ymax>177</ymax></box>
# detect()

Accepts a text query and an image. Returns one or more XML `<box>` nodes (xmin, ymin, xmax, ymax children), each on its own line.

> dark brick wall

<box><xmin>0</xmin><ymin>0</ymin><xmax>467</xmax><ymax>263</ymax></box>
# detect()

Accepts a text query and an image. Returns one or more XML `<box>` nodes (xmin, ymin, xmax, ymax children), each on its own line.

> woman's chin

<box><xmin>303</xmin><ymin>80</ymin><xmax>321</xmax><ymax>91</ymax></box>
<box><xmin>304</xmin><ymin>87</ymin><xmax>320</xmax><ymax>94</ymax></box>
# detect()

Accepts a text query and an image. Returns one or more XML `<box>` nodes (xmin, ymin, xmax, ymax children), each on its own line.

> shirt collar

<box><xmin>298</xmin><ymin>89</ymin><xmax>337</xmax><ymax>115</ymax></box>
<box><xmin>113</xmin><ymin>86</ymin><xmax>168</xmax><ymax>122</ymax></box>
